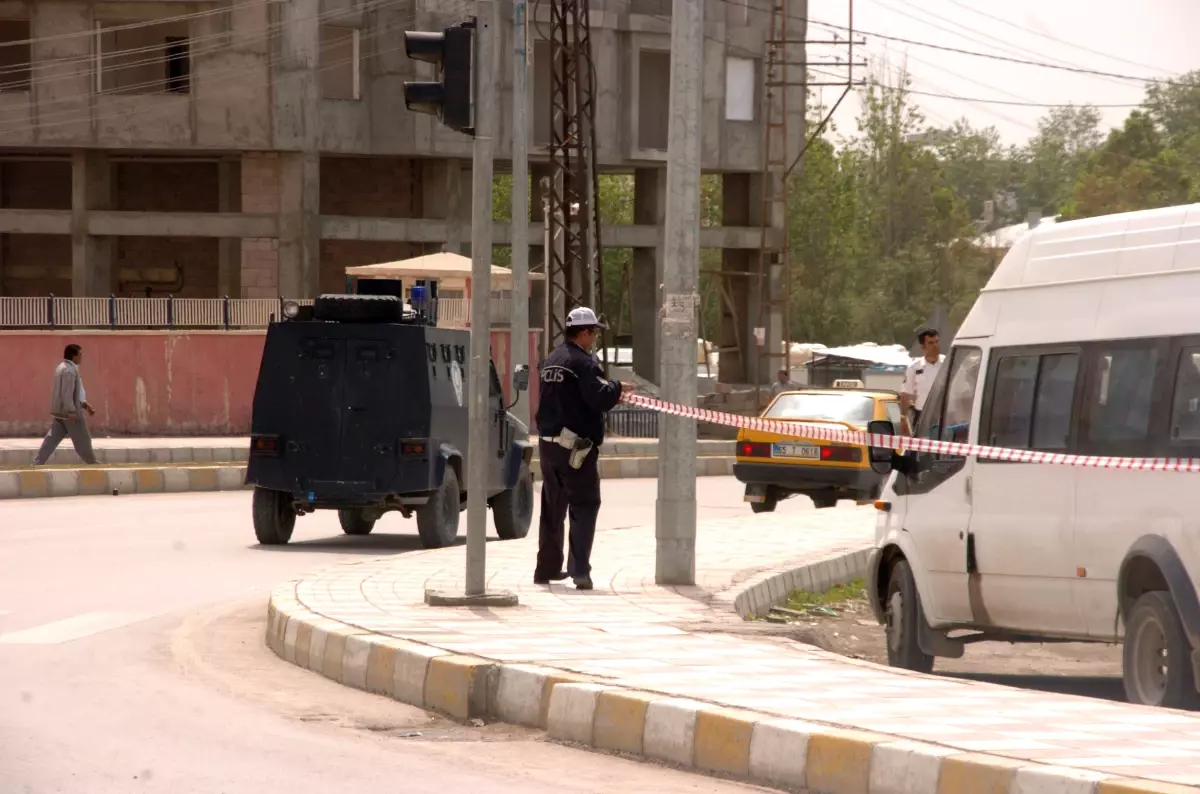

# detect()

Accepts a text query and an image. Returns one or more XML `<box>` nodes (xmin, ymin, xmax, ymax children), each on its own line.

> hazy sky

<box><xmin>806</xmin><ymin>0</ymin><xmax>1200</xmax><ymax>145</ymax></box>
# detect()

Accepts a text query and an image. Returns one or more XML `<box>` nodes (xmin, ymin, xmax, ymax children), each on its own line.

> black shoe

<box><xmin>573</xmin><ymin>575</ymin><xmax>593</xmax><ymax>591</ymax></box>
<box><xmin>534</xmin><ymin>571</ymin><xmax>569</xmax><ymax>585</ymax></box>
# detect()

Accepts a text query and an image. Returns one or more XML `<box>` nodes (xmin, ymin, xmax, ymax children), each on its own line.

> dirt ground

<box><xmin>716</xmin><ymin>584</ymin><xmax>1129</xmax><ymax>703</ymax></box>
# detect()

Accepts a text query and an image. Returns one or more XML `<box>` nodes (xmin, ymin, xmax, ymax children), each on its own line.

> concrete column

<box><xmin>217</xmin><ymin>158</ymin><xmax>241</xmax><ymax>297</ymax></box>
<box><xmin>632</xmin><ymin>167</ymin><xmax>666</xmax><ymax>385</ymax></box>
<box><xmin>70</xmin><ymin>151</ymin><xmax>113</xmax><ymax>297</ymax></box>
<box><xmin>278</xmin><ymin>151</ymin><xmax>320</xmax><ymax>298</ymax></box>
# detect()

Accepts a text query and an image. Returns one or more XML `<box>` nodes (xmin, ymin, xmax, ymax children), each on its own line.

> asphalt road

<box><xmin>0</xmin><ymin>477</ymin><xmax>811</xmax><ymax>794</ymax></box>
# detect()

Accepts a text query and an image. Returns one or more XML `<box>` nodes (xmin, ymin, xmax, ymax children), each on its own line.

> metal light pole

<box><xmin>465</xmin><ymin>0</ymin><xmax>498</xmax><ymax>598</ymax></box>
<box><xmin>510</xmin><ymin>0</ymin><xmax>531</xmax><ymax>429</ymax></box>
<box><xmin>654</xmin><ymin>0</ymin><xmax>703</xmax><ymax>586</ymax></box>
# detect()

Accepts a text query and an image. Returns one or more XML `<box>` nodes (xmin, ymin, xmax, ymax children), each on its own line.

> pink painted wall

<box><xmin>0</xmin><ymin>329</ymin><xmax>541</xmax><ymax>437</ymax></box>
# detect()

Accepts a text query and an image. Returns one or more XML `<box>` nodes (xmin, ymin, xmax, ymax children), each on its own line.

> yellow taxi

<box><xmin>734</xmin><ymin>382</ymin><xmax>902</xmax><ymax>513</ymax></box>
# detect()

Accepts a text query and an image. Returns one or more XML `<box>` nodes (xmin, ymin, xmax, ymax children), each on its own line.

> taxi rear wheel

<box><xmin>811</xmin><ymin>494</ymin><xmax>838</xmax><ymax>509</ymax></box>
<box><xmin>750</xmin><ymin>495</ymin><xmax>778</xmax><ymax>514</ymax></box>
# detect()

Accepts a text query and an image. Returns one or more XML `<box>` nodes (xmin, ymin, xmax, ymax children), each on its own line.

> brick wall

<box><xmin>1</xmin><ymin>161</ymin><xmax>71</xmax><ymax>209</ymax></box>
<box><xmin>319</xmin><ymin>240</ymin><xmax>424</xmax><ymax>294</ymax></box>
<box><xmin>320</xmin><ymin>156</ymin><xmax>422</xmax><ymax>218</ymax></box>
<box><xmin>240</xmin><ymin>153</ymin><xmax>280</xmax><ymax>297</ymax></box>
<box><xmin>114</xmin><ymin>161</ymin><xmax>218</xmax><ymax>211</ymax></box>
<box><xmin>1</xmin><ymin>235</ymin><xmax>71</xmax><ymax>296</ymax></box>
<box><xmin>0</xmin><ymin>161</ymin><xmax>72</xmax><ymax>296</ymax></box>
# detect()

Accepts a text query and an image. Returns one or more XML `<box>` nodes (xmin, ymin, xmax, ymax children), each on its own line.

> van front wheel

<box><xmin>884</xmin><ymin>559</ymin><xmax>934</xmax><ymax>673</ymax></box>
<box><xmin>1123</xmin><ymin>591</ymin><xmax>1200</xmax><ymax>709</ymax></box>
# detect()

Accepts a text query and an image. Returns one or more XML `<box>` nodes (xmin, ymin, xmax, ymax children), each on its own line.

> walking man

<box><xmin>34</xmin><ymin>344</ymin><xmax>98</xmax><ymax>466</ymax></box>
<box><xmin>900</xmin><ymin>328</ymin><xmax>944</xmax><ymax>435</ymax></box>
<box><xmin>534</xmin><ymin>307</ymin><xmax>633</xmax><ymax>590</ymax></box>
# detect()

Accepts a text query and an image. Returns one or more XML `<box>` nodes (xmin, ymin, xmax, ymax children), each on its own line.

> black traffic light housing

<box><xmin>403</xmin><ymin>19</ymin><xmax>475</xmax><ymax>136</ymax></box>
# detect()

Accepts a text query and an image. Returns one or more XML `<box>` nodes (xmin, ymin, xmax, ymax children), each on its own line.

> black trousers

<box><xmin>535</xmin><ymin>440</ymin><xmax>601</xmax><ymax>579</ymax></box>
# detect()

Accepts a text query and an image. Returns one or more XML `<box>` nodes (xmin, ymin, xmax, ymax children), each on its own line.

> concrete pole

<box><xmin>465</xmin><ymin>0</ymin><xmax>497</xmax><ymax>597</ymax></box>
<box><xmin>510</xmin><ymin>0</ymin><xmax>531</xmax><ymax>428</ymax></box>
<box><xmin>655</xmin><ymin>0</ymin><xmax>703</xmax><ymax>586</ymax></box>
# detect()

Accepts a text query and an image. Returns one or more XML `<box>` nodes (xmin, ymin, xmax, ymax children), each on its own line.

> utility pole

<box><xmin>655</xmin><ymin>0</ymin><xmax>703</xmax><ymax>586</ymax></box>
<box><xmin>464</xmin><ymin>0</ymin><xmax>498</xmax><ymax>598</ymax></box>
<box><xmin>510</xmin><ymin>0</ymin><xmax>530</xmax><ymax>428</ymax></box>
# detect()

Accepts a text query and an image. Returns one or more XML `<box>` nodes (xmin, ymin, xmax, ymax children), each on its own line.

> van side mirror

<box><xmin>512</xmin><ymin>364</ymin><xmax>530</xmax><ymax>392</ymax></box>
<box><xmin>867</xmin><ymin>419</ymin><xmax>897</xmax><ymax>474</ymax></box>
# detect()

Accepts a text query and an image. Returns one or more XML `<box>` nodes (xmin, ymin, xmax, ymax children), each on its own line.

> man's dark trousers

<box><xmin>535</xmin><ymin>440</ymin><xmax>601</xmax><ymax>579</ymax></box>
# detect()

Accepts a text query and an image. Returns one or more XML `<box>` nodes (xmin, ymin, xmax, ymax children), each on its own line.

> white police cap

<box><xmin>565</xmin><ymin>306</ymin><xmax>608</xmax><ymax>329</ymax></box>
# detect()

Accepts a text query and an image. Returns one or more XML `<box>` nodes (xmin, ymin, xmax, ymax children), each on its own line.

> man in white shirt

<box><xmin>900</xmin><ymin>328</ymin><xmax>944</xmax><ymax>435</ymax></box>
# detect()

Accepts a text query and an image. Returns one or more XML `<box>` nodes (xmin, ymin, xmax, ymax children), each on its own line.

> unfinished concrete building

<box><xmin>0</xmin><ymin>0</ymin><xmax>805</xmax><ymax>386</ymax></box>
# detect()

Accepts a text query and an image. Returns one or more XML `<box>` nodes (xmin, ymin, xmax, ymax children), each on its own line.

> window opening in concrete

<box><xmin>0</xmin><ymin>21</ymin><xmax>32</xmax><ymax>92</ymax></box>
<box><xmin>725</xmin><ymin>57</ymin><xmax>756</xmax><ymax>121</ymax></box>
<box><xmin>165</xmin><ymin>37</ymin><xmax>189</xmax><ymax>94</ymax></box>
<box><xmin>320</xmin><ymin>26</ymin><xmax>360</xmax><ymax>100</ymax></box>
<box><xmin>96</xmin><ymin>19</ymin><xmax>191</xmax><ymax>94</ymax></box>
<box><xmin>637</xmin><ymin>49</ymin><xmax>670</xmax><ymax>151</ymax></box>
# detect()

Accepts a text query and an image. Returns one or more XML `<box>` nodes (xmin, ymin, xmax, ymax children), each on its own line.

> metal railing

<box><xmin>606</xmin><ymin>406</ymin><xmax>659</xmax><ymax>439</ymax></box>
<box><xmin>0</xmin><ymin>295</ymin><xmax>513</xmax><ymax>330</ymax></box>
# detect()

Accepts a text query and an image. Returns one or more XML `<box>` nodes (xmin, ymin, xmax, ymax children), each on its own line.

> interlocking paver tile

<box><xmin>285</xmin><ymin>505</ymin><xmax>1200</xmax><ymax>784</ymax></box>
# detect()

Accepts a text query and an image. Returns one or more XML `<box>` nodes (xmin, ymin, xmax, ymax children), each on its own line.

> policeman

<box><xmin>534</xmin><ymin>307</ymin><xmax>634</xmax><ymax>590</ymax></box>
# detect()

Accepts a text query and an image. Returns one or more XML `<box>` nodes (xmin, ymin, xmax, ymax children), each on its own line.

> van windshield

<box><xmin>764</xmin><ymin>393</ymin><xmax>876</xmax><ymax>426</ymax></box>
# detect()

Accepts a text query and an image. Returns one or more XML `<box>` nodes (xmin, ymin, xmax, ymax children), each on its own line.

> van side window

<box><xmin>988</xmin><ymin>356</ymin><xmax>1037</xmax><ymax>447</ymax></box>
<box><xmin>1031</xmin><ymin>354</ymin><xmax>1079</xmax><ymax>450</ymax></box>
<box><xmin>886</xmin><ymin>401</ymin><xmax>902</xmax><ymax>433</ymax></box>
<box><xmin>1169</xmin><ymin>347</ymin><xmax>1200</xmax><ymax>441</ymax></box>
<box><xmin>1086</xmin><ymin>346</ymin><xmax>1160</xmax><ymax>444</ymax></box>
<box><xmin>940</xmin><ymin>348</ymin><xmax>982</xmax><ymax>444</ymax></box>
<box><xmin>916</xmin><ymin>346</ymin><xmax>981</xmax><ymax>448</ymax></box>
<box><xmin>986</xmin><ymin>352</ymin><xmax>1080</xmax><ymax>451</ymax></box>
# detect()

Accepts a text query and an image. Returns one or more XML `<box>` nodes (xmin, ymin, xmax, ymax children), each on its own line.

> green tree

<box><xmin>1018</xmin><ymin>104</ymin><xmax>1104</xmax><ymax>218</ymax></box>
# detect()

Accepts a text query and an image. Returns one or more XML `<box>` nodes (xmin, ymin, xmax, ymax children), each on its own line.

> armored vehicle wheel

<box><xmin>492</xmin><ymin>460</ymin><xmax>534</xmax><ymax>540</ymax></box>
<box><xmin>253</xmin><ymin>487</ymin><xmax>295</xmax><ymax>545</ymax></box>
<box><xmin>313</xmin><ymin>293</ymin><xmax>402</xmax><ymax>323</ymax></box>
<box><xmin>417</xmin><ymin>465</ymin><xmax>461</xmax><ymax>549</ymax></box>
<box><xmin>338</xmin><ymin>508</ymin><xmax>376</xmax><ymax>536</ymax></box>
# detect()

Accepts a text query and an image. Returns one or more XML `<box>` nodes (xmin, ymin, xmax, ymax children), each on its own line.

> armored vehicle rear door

<box><xmin>339</xmin><ymin>338</ymin><xmax>398</xmax><ymax>489</ymax></box>
<box><xmin>289</xmin><ymin>336</ymin><xmax>346</xmax><ymax>483</ymax></box>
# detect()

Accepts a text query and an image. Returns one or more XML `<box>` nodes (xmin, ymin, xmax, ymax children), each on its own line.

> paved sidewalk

<box><xmin>269</xmin><ymin>508</ymin><xmax>1200</xmax><ymax>793</ymax></box>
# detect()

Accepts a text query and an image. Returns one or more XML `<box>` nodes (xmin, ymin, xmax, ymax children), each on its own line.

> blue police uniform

<box><xmin>534</xmin><ymin>327</ymin><xmax>623</xmax><ymax>588</ymax></box>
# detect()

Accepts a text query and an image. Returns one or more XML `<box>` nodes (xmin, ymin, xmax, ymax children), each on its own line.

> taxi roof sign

<box><xmin>832</xmin><ymin>378</ymin><xmax>866</xmax><ymax>388</ymax></box>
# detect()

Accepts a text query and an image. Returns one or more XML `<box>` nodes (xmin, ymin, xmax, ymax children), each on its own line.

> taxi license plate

<box><xmin>771</xmin><ymin>442</ymin><xmax>819</xmax><ymax>460</ymax></box>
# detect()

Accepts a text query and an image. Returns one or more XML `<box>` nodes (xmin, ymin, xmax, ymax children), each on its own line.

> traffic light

<box><xmin>403</xmin><ymin>20</ymin><xmax>475</xmax><ymax>136</ymax></box>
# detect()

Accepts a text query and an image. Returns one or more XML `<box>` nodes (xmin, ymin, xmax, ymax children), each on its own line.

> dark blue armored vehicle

<box><xmin>245</xmin><ymin>293</ymin><xmax>534</xmax><ymax>549</ymax></box>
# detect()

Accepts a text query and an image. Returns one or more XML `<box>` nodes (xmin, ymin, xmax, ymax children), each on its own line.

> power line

<box><xmin>880</xmin><ymin>0</ymin><xmax>1139</xmax><ymax>94</ymax></box>
<box><xmin>0</xmin><ymin>9</ymin><xmax>418</xmax><ymax>136</ymax></box>
<box><xmin>943</xmin><ymin>0</ymin><xmax>1175</xmax><ymax>76</ymax></box>
<box><xmin>0</xmin><ymin>0</ymin><xmax>417</xmax><ymax>132</ymax></box>
<box><xmin>904</xmin><ymin>86</ymin><xmax>1139</xmax><ymax>109</ymax></box>
<box><xmin>707</xmin><ymin>0</ymin><xmax>1189</xmax><ymax>87</ymax></box>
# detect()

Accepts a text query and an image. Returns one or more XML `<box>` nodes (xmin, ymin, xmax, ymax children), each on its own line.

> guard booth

<box><xmin>342</xmin><ymin>252</ymin><xmax>545</xmax><ymax>411</ymax></box>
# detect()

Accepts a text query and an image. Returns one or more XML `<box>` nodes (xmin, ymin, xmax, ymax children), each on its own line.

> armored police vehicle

<box><xmin>245</xmin><ymin>293</ymin><xmax>534</xmax><ymax>549</ymax></box>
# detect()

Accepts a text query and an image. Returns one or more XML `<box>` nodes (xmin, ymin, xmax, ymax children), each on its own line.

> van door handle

<box><xmin>965</xmin><ymin>475</ymin><xmax>973</xmax><ymax>503</ymax></box>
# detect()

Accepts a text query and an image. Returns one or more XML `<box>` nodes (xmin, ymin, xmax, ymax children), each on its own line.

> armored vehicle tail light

<box><xmin>251</xmin><ymin>434</ymin><xmax>281</xmax><ymax>456</ymax></box>
<box><xmin>400</xmin><ymin>440</ymin><xmax>428</xmax><ymax>456</ymax></box>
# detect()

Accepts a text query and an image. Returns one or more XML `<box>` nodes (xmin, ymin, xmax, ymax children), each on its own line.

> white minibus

<box><xmin>865</xmin><ymin>203</ymin><xmax>1200</xmax><ymax>709</ymax></box>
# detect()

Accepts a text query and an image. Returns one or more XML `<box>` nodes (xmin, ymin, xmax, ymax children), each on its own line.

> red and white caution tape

<box><xmin>622</xmin><ymin>393</ymin><xmax>1200</xmax><ymax>473</ymax></box>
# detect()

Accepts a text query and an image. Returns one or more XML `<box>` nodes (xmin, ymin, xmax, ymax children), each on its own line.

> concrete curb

<box><xmin>0</xmin><ymin>464</ymin><xmax>249</xmax><ymax>500</ymax></box>
<box><xmin>0</xmin><ymin>456</ymin><xmax>736</xmax><ymax>500</ymax></box>
<box><xmin>722</xmin><ymin>547</ymin><xmax>873</xmax><ymax>619</ymax></box>
<box><xmin>266</xmin><ymin>555</ymin><xmax>1190</xmax><ymax>794</ymax></box>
